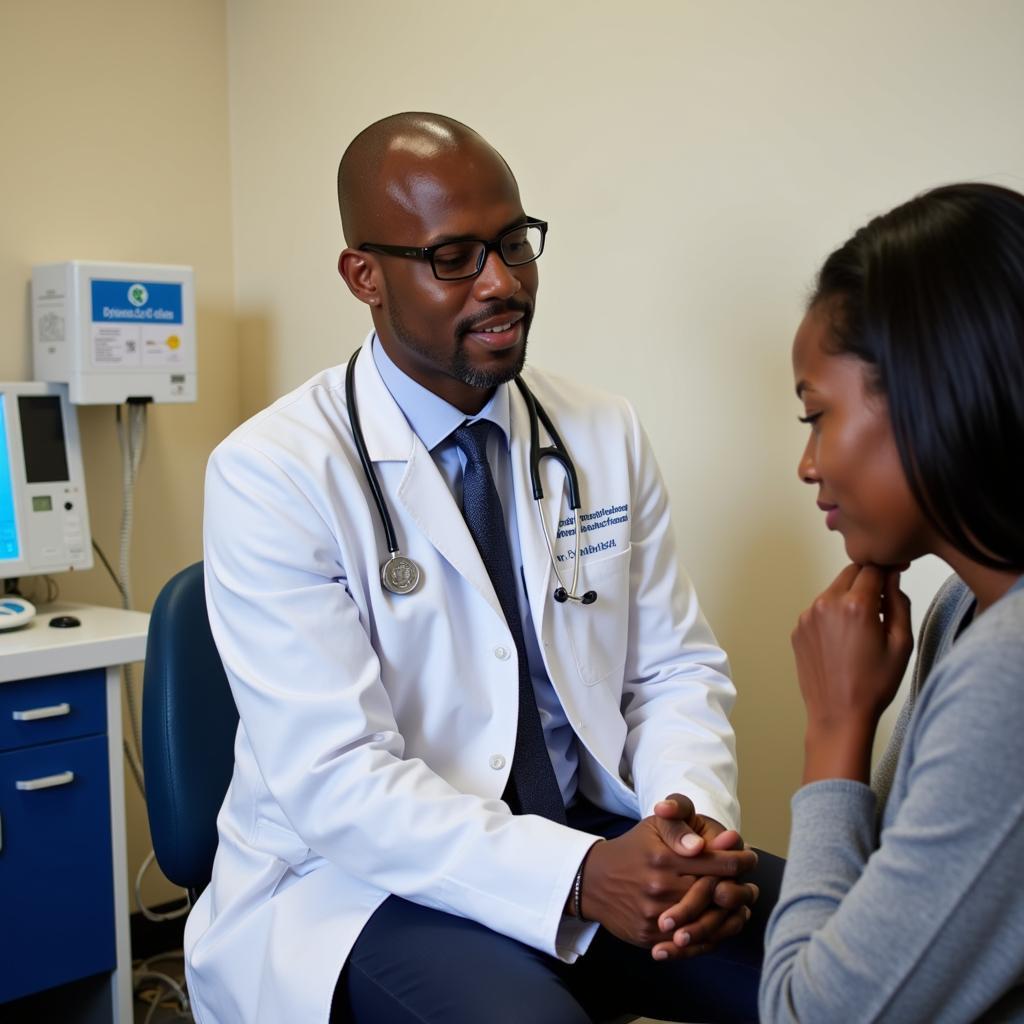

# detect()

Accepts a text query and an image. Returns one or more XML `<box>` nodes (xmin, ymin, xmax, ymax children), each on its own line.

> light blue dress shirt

<box><xmin>371</xmin><ymin>336</ymin><xmax>579</xmax><ymax>806</ymax></box>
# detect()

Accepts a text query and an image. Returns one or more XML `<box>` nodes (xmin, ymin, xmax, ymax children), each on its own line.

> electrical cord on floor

<box><xmin>133</xmin><ymin>951</ymin><xmax>192</xmax><ymax>1023</ymax></box>
<box><xmin>135</xmin><ymin>850</ymin><xmax>191</xmax><ymax>922</ymax></box>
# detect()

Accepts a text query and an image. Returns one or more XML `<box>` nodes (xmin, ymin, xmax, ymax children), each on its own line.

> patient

<box><xmin>760</xmin><ymin>183</ymin><xmax>1024</xmax><ymax>1022</ymax></box>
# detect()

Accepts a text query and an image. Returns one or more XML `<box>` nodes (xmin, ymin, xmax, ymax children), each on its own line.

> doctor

<box><xmin>193</xmin><ymin>112</ymin><xmax>773</xmax><ymax>1024</ymax></box>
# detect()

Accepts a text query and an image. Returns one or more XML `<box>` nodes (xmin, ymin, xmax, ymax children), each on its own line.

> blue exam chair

<box><xmin>143</xmin><ymin>561</ymin><xmax>237</xmax><ymax>900</ymax></box>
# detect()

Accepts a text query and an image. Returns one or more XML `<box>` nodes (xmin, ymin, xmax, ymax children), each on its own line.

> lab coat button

<box><xmin>493</xmin><ymin>645</ymin><xmax>510</xmax><ymax>661</ymax></box>
<box><xmin>489</xmin><ymin>754</ymin><xmax>506</xmax><ymax>770</ymax></box>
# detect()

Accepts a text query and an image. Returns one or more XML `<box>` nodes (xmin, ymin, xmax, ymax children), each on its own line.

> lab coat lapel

<box><xmin>396</xmin><ymin>445</ymin><xmax>505</xmax><ymax>620</ymax></box>
<box><xmin>510</xmin><ymin>378</ymin><xmax>567</xmax><ymax>628</ymax></box>
<box><xmin>352</xmin><ymin>338</ymin><xmax>411</xmax><ymax>461</ymax></box>
<box><xmin>353</xmin><ymin>341</ymin><xmax>504</xmax><ymax>621</ymax></box>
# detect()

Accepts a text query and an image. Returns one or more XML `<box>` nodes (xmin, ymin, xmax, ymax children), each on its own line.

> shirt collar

<box><xmin>371</xmin><ymin>334</ymin><xmax>511</xmax><ymax>451</ymax></box>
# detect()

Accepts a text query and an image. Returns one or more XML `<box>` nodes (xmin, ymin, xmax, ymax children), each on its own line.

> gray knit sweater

<box><xmin>760</xmin><ymin>576</ymin><xmax>1024</xmax><ymax>1023</ymax></box>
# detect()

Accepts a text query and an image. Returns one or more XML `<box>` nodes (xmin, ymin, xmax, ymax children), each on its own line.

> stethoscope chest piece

<box><xmin>381</xmin><ymin>554</ymin><xmax>421</xmax><ymax>596</ymax></box>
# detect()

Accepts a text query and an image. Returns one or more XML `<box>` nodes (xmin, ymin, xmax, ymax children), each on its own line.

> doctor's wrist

<box><xmin>565</xmin><ymin>840</ymin><xmax>603</xmax><ymax>920</ymax></box>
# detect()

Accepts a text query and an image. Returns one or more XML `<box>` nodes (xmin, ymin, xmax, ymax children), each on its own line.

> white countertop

<box><xmin>0</xmin><ymin>602</ymin><xmax>150</xmax><ymax>683</ymax></box>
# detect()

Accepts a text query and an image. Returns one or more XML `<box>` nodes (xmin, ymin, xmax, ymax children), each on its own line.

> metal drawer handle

<box><xmin>12</xmin><ymin>702</ymin><xmax>71</xmax><ymax>722</ymax></box>
<box><xmin>15</xmin><ymin>771</ymin><xmax>75</xmax><ymax>791</ymax></box>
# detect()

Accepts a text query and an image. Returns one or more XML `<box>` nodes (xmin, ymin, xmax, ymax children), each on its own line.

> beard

<box><xmin>389</xmin><ymin>298</ymin><xmax>532</xmax><ymax>390</ymax></box>
<box><xmin>451</xmin><ymin>333</ymin><xmax>529</xmax><ymax>388</ymax></box>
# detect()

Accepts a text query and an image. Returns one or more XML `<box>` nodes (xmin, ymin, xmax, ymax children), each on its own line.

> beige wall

<box><xmin>226</xmin><ymin>0</ymin><xmax>1024</xmax><ymax>853</ymax></box>
<box><xmin>0</xmin><ymin>0</ymin><xmax>237</xmax><ymax>906</ymax></box>
<box><xmin>4</xmin><ymin>0</ymin><xmax>1023</xmax><ymax>911</ymax></box>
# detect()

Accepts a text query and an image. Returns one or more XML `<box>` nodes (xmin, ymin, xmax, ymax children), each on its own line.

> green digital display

<box><xmin>32</xmin><ymin>495</ymin><xmax>52</xmax><ymax>512</ymax></box>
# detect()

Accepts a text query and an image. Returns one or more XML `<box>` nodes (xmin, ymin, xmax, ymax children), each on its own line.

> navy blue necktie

<box><xmin>453</xmin><ymin>421</ymin><xmax>567</xmax><ymax>824</ymax></box>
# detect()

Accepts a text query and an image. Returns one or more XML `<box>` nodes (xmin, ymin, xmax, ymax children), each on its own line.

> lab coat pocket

<box><xmin>564</xmin><ymin>547</ymin><xmax>631</xmax><ymax>687</ymax></box>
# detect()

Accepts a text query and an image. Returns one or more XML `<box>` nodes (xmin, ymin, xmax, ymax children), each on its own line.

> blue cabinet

<box><xmin>0</xmin><ymin>603</ymin><xmax>149</xmax><ymax>1022</ymax></box>
<box><xmin>0</xmin><ymin>669</ymin><xmax>116</xmax><ymax>1004</ymax></box>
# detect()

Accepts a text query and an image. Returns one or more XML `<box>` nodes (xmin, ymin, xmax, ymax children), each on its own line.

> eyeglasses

<box><xmin>359</xmin><ymin>219</ymin><xmax>548</xmax><ymax>281</ymax></box>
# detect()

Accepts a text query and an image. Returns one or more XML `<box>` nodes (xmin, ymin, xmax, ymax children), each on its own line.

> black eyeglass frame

<box><xmin>358</xmin><ymin>219</ymin><xmax>548</xmax><ymax>281</ymax></box>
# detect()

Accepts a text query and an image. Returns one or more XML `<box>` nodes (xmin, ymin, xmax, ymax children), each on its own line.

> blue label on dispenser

<box><xmin>90</xmin><ymin>280</ymin><xmax>183</xmax><ymax>324</ymax></box>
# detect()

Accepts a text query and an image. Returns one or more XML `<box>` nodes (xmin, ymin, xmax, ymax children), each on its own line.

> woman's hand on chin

<box><xmin>792</xmin><ymin>563</ymin><xmax>914</xmax><ymax>784</ymax></box>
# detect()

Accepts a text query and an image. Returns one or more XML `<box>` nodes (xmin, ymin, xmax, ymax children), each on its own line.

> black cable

<box><xmin>92</xmin><ymin>539</ymin><xmax>128</xmax><ymax>601</ymax></box>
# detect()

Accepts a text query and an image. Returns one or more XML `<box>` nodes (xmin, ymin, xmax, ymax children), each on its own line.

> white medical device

<box><xmin>0</xmin><ymin>381</ymin><xmax>92</xmax><ymax>579</ymax></box>
<box><xmin>0</xmin><ymin>595</ymin><xmax>36</xmax><ymax>631</ymax></box>
<box><xmin>32</xmin><ymin>260</ymin><xmax>196</xmax><ymax>404</ymax></box>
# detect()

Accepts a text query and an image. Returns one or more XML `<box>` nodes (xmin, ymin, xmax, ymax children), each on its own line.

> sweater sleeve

<box><xmin>760</xmin><ymin>615</ymin><xmax>1024</xmax><ymax>1024</ymax></box>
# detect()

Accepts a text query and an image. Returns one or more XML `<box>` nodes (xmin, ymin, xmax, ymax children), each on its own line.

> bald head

<box><xmin>336</xmin><ymin>112</ymin><xmax>537</xmax><ymax>413</ymax></box>
<box><xmin>337</xmin><ymin>112</ymin><xmax>515</xmax><ymax>246</ymax></box>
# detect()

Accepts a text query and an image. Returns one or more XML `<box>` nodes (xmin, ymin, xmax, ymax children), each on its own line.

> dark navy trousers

<box><xmin>331</xmin><ymin>800</ymin><xmax>784</xmax><ymax>1024</ymax></box>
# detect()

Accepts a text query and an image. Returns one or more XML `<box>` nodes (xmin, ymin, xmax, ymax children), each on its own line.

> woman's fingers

<box><xmin>823</xmin><ymin>561</ymin><xmax>865</xmax><ymax>597</ymax></box>
<box><xmin>793</xmin><ymin>562</ymin><xmax>914</xmax><ymax>783</ymax></box>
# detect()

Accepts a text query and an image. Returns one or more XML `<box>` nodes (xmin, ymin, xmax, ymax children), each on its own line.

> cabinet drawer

<box><xmin>0</xmin><ymin>669</ymin><xmax>106</xmax><ymax>752</ymax></box>
<box><xmin>0</xmin><ymin>732</ymin><xmax>116</xmax><ymax>1002</ymax></box>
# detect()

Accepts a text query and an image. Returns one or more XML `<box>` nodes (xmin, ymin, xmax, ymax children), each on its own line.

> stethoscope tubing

<box><xmin>345</xmin><ymin>346</ymin><xmax>595</xmax><ymax>604</ymax></box>
<box><xmin>513</xmin><ymin>377</ymin><xmax>582</xmax><ymax>510</ymax></box>
<box><xmin>346</xmin><ymin>349</ymin><xmax>400</xmax><ymax>556</ymax></box>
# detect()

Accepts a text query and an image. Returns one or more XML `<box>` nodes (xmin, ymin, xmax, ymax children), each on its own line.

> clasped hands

<box><xmin>575</xmin><ymin>793</ymin><xmax>759</xmax><ymax>961</ymax></box>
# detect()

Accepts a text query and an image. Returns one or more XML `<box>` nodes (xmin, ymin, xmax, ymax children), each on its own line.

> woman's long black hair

<box><xmin>811</xmin><ymin>182</ymin><xmax>1024</xmax><ymax>571</ymax></box>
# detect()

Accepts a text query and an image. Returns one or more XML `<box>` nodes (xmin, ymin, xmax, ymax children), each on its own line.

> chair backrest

<box><xmin>143</xmin><ymin>561</ymin><xmax>238</xmax><ymax>895</ymax></box>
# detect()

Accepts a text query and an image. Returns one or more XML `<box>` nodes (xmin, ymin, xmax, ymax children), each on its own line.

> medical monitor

<box><xmin>0</xmin><ymin>381</ymin><xmax>92</xmax><ymax>579</ymax></box>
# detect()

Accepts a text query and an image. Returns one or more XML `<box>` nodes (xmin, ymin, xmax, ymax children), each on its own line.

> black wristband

<box><xmin>571</xmin><ymin>840</ymin><xmax>602</xmax><ymax>921</ymax></box>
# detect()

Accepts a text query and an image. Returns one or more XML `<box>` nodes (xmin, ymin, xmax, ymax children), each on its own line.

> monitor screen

<box><xmin>0</xmin><ymin>383</ymin><xmax>90</xmax><ymax>578</ymax></box>
<box><xmin>19</xmin><ymin>395</ymin><xmax>70</xmax><ymax>483</ymax></box>
<box><xmin>0</xmin><ymin>395</ymin><xmax>21</xmax><ymax>561</ymax></box>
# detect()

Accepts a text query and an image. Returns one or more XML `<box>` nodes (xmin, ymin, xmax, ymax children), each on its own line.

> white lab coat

<box><xmin>188</xmin><ymin>336</ymin><xmax>738</xmax><ymax>1023</ymax></box>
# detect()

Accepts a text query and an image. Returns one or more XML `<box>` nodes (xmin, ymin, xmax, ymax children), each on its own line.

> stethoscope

<box><xmin>345</xmin><ymin>348</ymin><xmax>597</xmax><ymax>606</ymax></box>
